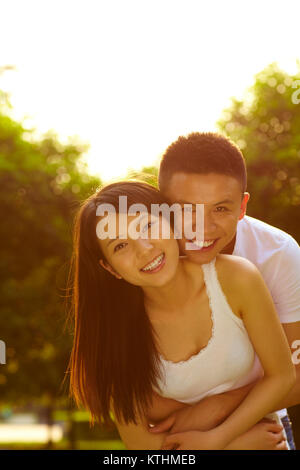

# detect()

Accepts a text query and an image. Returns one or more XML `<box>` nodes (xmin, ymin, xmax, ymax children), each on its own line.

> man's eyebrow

<box><xmin>176</xmin><ymin>199</ymin><xmax>234</xmax><ymax>205</ymax></box>
<box><xmin>214</xmin><ymin>199</ymin><xmax>234</xmax><ymax>205</ymax></box>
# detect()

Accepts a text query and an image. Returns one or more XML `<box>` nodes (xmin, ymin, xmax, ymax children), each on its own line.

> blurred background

<box><xmin>0</xmin><ymin>0</ymin><xmax>299</xmax><ymax>450</ymax></box>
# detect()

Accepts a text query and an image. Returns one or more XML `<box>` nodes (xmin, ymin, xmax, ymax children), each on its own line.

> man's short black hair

<box><xmin>158</xmin><ymin>132</ymin><xmax>247</xmax><ymax>194</ymax></box>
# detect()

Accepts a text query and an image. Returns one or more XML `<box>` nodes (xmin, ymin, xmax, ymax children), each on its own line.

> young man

<box><xmin>149</xmin><ymin>132</ymin><xmax>300</xmax><ymax>450</ymax></box>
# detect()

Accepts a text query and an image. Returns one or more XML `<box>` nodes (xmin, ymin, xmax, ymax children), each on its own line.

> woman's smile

<box><xmin>140</xmin><ymin>253</ymin><xmax>166</xmax><ymax>273</ymax></box>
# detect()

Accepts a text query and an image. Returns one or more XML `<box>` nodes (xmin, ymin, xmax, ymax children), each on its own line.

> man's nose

<box><xmin>204</xmin><ymin>212</ymin><xmax>217</xmax><ymax>234</ymax></box>
<box><xmin>192</xmin><ymin>211</ymin><xmax>217</xmax><ymax>235</ymax></box>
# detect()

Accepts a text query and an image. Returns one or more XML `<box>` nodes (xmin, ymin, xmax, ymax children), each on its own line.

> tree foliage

<box><xmin>126</xmin><ymin>165</ymin><xmax>158</xmax><ymax>188</ymax></box>
<box><xmin>217</xmin><ymin>62</ymin><xmax>300</xmax><ymax>241</ymax></box>
<box><xmin>0</xmin><ymin>96</ymin><xmax>102</xmax><ymax>408</ymax></box>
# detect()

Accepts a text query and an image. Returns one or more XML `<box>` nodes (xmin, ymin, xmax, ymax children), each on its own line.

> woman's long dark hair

<box><xmin>65</xmin><ymin>181</ymin><xmax>171</xmax><ymax>429</ymax></box>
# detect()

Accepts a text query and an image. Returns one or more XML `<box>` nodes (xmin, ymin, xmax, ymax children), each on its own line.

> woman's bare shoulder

<box><xmin>215</xmin><ymin>255</ymin><xmax>264</xmax><ymax>317</ymax></box>
<box><xmin>215</xmin><ymin>254</ymin><xmax>260</xmax><ymax>281</ymax></box>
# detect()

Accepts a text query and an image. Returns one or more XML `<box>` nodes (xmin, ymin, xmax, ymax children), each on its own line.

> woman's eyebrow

<box><xmin>176</xmin><ymin>199</ymin><xmax>194</xmax><ymax>205</ymax></box>
<box><xmin>107</xmin><ymin>237</ymin><xmax>118</xmax><ymax>247</ymax></box>
<box><xmin>106</xmin><ymin>234</ymin><xmax>126</xmax><ymax>247</ymax></box>
<box><xmin>105</xmin><ymin>214</ymin><xmax>150</xmax><ymax>248</ymax></box>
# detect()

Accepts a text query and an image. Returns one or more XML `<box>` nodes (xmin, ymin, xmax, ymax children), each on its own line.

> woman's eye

<box><xmin>142</xmin><ymin>221</ymin><xmax>155</xmax><ymax>233</ymax></box>
<box><xmin>114</xmin><ymin>242</ymin><xmax>127</xmax><ymax>252</ymax></box>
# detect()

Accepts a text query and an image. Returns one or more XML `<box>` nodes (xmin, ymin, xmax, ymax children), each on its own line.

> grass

<box><xmin>0</xmin><ymin>439</ymin><xmax>126</xmax><ymax>450</ymax></box>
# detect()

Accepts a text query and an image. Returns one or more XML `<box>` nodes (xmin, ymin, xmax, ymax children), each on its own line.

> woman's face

<box><xmin>97</xmin><ymin>211</ymin><xmax>180</xmax><ymax>288</ymax></box>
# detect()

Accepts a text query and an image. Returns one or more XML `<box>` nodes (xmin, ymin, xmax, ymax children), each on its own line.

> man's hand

<box><xmin>224</xmin><ymin>418</ymin><xmax>288</xmax><ymax>450</ymax></box>
<box><xmin>158</xmin><ymin>418</ymin><xmax>288</xmax><ymax>450</ymax></box>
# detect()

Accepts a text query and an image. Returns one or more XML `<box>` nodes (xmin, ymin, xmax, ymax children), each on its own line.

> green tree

<box><xmin>217</xmin><ymin>62</ymin><xmax>300</xmax><ymax>242</ymax></box>
<box><xmin>0</xmin><ymin>91</ymin><xmax>101</xmax><ymax>447</ymax></box>
<box><xmin>126</xmin><ymin>165</ymin><xmax>158</xmax><ymax>188</ymax></box>
<box><xmin>217</xmin><ymin>63</ymin><xmax>300</xmax><ymax>447</ymax></box>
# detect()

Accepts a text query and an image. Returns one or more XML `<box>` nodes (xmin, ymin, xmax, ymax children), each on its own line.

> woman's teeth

<box><xmin>141</xmin><ymin>254</ymin><xmax>164</xmax><ymax>272</ymax></box>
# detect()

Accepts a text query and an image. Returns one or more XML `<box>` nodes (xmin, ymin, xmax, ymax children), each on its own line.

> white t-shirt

<box><xmin>233</xmin><ymin>215</ymin><xmax>300</xmax><ymax>418</ymax></box>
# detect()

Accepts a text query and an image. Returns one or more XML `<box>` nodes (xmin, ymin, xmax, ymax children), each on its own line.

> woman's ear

<box><xmin>99</xmin><ymin>259</ymin><xmax>122</xmax><ymax>280</ymax></box>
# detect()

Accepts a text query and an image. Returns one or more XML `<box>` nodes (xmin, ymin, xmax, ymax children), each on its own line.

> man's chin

<box><xmin>180</xmin><ymin>239</ymin><xmax>225</xmax><ymax>263</ymax></box>
<box><xmin>184</xmin><ymin>249</ymin><xmax>217</xmax><ymax>264</ymax></box>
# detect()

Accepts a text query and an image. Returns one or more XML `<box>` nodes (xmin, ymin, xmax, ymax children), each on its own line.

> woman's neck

<box><xmin>142</xmin><ymin>258</ymin><xmax>203</xmax><ymax>318</ymax></box>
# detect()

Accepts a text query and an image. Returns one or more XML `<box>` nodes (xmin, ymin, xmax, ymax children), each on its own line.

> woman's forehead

<box><xmin>96</xmin><ymin>211</ymin><xmax>161</xmax><ymax>242</ymax></box>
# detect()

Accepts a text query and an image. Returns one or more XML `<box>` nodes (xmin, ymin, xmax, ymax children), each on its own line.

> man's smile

<box><xmin>186</xmin><ymin>238</ymin><xmax>219</xmax><ymax>252</ymax></box>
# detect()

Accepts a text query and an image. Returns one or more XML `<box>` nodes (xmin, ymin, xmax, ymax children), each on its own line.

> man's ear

<box><xmin>239</xmin><ymin>192</ymin><xmax>250</xmax><ymax>220</ymax></box>
<box><xmin>99</xmin><ymin>259</ymin><xmax>122</xmax><ymax>280</ymax></box>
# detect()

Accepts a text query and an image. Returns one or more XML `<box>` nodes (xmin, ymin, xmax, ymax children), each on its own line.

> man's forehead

<box><xmin>165</xmin><ymin>172</ymin><xmax>242</xmax><ymax>204</ymax></box>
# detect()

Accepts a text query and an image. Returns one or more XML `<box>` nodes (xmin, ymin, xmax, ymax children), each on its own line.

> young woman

<box><xmin>66</xmin><ymin>180</ymin><xmax>295</xmax><ymax>450</ymax></box>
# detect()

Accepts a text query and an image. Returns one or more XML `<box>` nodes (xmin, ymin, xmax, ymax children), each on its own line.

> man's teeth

<box><xmin>141</xmin><ymin>254</ymin><xmax>164</xmax><ymax>272</ymax></box>
<box><xmin>192</xmin><ymin>239</ymin><xmax>215</xmax><ymax>248</ymax></box>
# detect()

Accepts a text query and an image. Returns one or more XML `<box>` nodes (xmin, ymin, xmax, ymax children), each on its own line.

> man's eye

<box><xmin>215</xmin><ymin>206</ymin><xmax>228</xmax><ymax>212</ymax></box>
<box><xmin>114</xmin><ymin>242</ymin><xmax>127</xmax><ymax>252</ymax></box>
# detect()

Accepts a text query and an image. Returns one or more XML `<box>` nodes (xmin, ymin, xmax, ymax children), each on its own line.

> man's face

<box><xmin>163</xmin><ymin>172</ymin><xmax>249</xmax><ymax>264</ymax></box>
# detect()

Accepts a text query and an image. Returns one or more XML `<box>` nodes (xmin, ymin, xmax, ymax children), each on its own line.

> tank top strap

<box><xmin>201</xmin><ymin>257</ymin><xmax>218</xmax><ymax>304</ymax></box>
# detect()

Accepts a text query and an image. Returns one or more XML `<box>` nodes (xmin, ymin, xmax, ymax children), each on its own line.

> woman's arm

<box><xmin>212</xmin><ymin>258</ymin><xmax>296</xmax><ymax>445</ymax></box>
<box><xmin>111</xmin><ymin>405</ymin><xmax>169</xmax><ymax>450</ymax></box>
<box><xmin>110</xmin><ymin>394</ymin><xmax>178</xmax><ymax>450</ymax></box>
<box><xmin>114</xmin><ymin>418</ymin><xmax>167</xmax><ymax>450</ymax></box>
<box><xmin>162</xmin><ymin>257</ymin><xmax>296</xmax><ymax>450</ymax></box>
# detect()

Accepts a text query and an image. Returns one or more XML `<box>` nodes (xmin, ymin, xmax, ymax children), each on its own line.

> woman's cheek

<box><xmin>117</xmin><ymin>259</ymin><xmax>139</xmax><ymax>283</ymax></box>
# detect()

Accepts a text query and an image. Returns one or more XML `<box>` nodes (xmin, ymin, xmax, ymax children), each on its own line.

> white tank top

<box><xmin>152</xmin><ymin>257</ymin><xmax>286</xmax><ymax>439</ymax></box>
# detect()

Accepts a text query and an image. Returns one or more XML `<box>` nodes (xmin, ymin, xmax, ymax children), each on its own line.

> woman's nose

<box><xmin>135</xmin><ymin>237</ymin><xmax>154</xmax><ymax>255</ymax></box>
